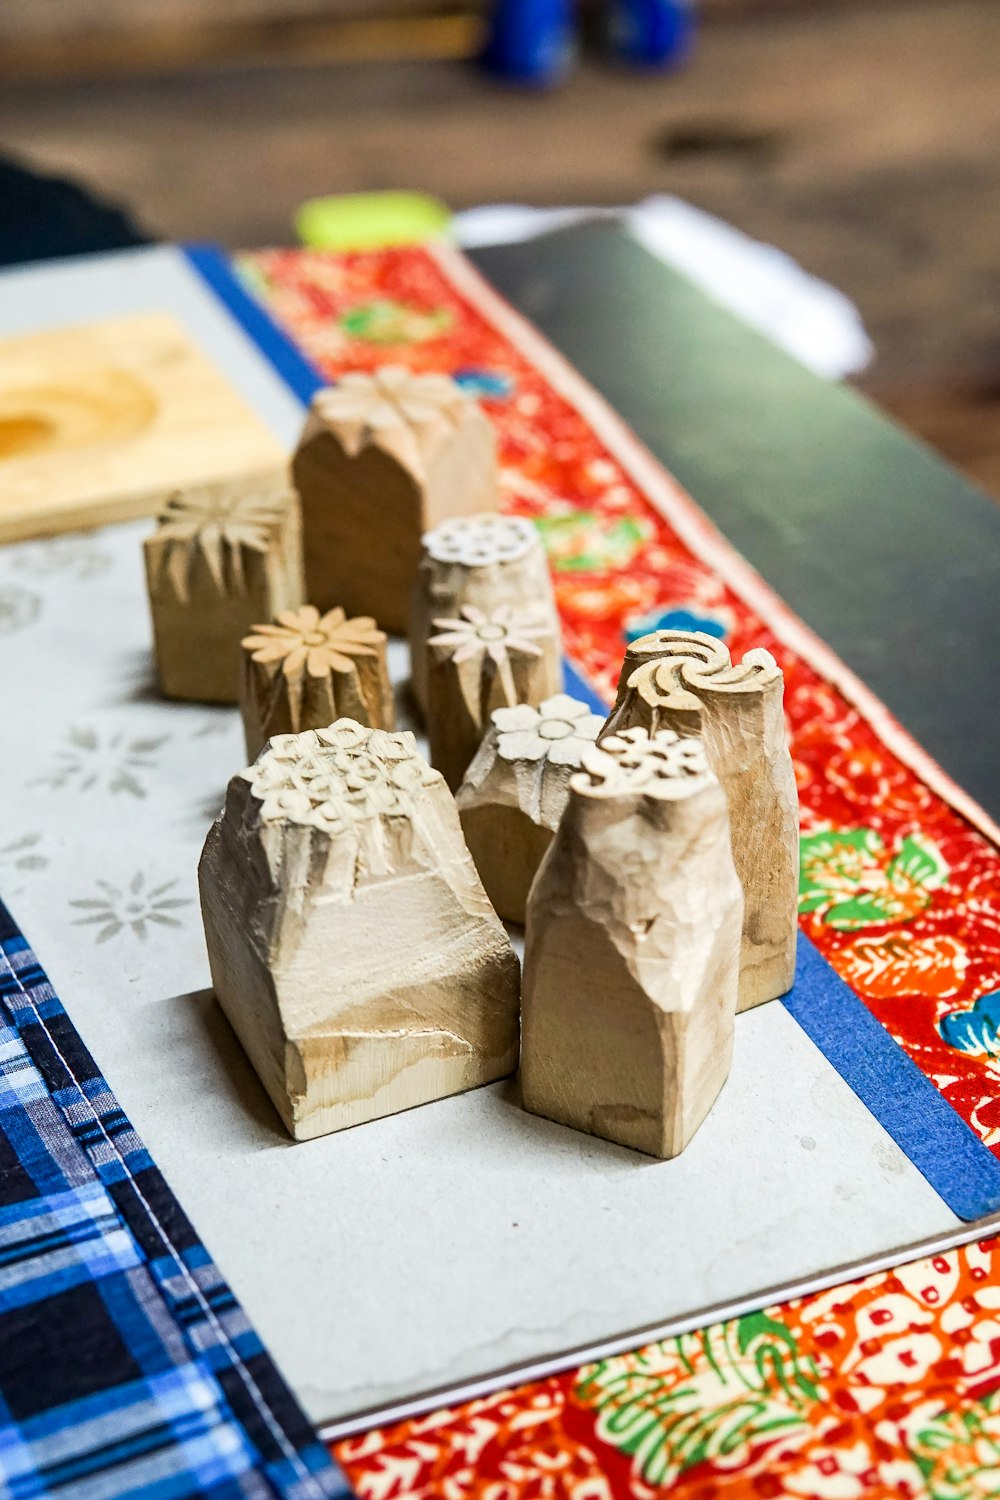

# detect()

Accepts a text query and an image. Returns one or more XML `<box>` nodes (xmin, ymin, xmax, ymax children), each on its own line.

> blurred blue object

<box><xmin>481</xmin><ymin>0</ymin><xmax>577</xmax><ymax>86</ymax></box>
<box><xmin>607</xmin><ymin>0</ymin><xmax>696</xmax><ymax>68</ymax></box>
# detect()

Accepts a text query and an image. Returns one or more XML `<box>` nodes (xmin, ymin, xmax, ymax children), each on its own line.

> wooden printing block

<box><xmin>602</xmin><ymin>629</ymin><xmax>799</xmax><ymax>1012</ymax></box>
<box><xmin>455</xmin><ymin>693</ymin><xmax>604</xmax><ymax>923</ymax></box>
<box><xmin>144</xmin><ymin>469</ymin><xmax>303</xmax><ymax>704</ymax></box>
<box><xmin>240</xmin><ymin>604</ymin><xmax>393</xmax><ymax>762</ymax></box>
<box><xmin>410</xmin><ymin>512</ymin><xmax>559</xmax><ymax>715</ymax></box>
<box><xmin>521</xmin><ymin>727</ymin><xmax>743</xmax><ymax>1159</ymax></box>
<box><xmin>198</xmin><ymin>720</ymin><xmax>521</xmax><ymax>1141</ymax></box>
<box><xmin>292</xmin><ymin>368</ymin><xmax>498</xmax><ymax>634</ymax></box>
<box><xmin>425</xmin><ymin>602</ymin><xmax>562</xmax><ymax>791</ymax></box>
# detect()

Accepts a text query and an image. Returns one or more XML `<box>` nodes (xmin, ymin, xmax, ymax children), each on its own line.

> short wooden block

<box><xmin>240</xmin><ymin>604</ymin><xmax>393</xmax><ymax>763</ymax></box>
<box><xmin>425</xmin><ymin>603</ymin><xmax>563</xmax><ymax>791</ymax></box>
<box><xmin>144</xmin><ymin>470</ymin><xmax>304</xmax><ymax>704</ymax></box>
<box><xmin>198</xmin><ymin>720</ymin><xmax>521</xmax><ymax>1142</ymax></box>
<box><xmin>410</xmin><ymin>512</ymin><xmax>559</xmax><ymax>715</ymax></box>
<box><xmin>522</xmin><ymin>727</ymin><xmax>743</xmax><ymax>1158</ymax></box>
<box><xmin>603</xmin><ymin>629</ymin><xmax>799</xmax><ymax>1013</ymax></box>
<box><xmin>293</xmin><ymin>368</ymin><xmax>499</xmax><ymax>634</ymax></box>
<box><xmin>456</xmin><ymin>693</ymin><xmax>604</xmax><ymax>923</ymax></box>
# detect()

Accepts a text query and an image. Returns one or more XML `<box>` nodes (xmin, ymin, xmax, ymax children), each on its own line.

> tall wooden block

<box><xmin>410</xmin><ymin>512</ymin><xmax>559</xmax><ymax>715</ymax></box>
<box><xmin>144</xmin><ymin>470</ymin><xmax>303</xmax><ymax>704</ymax></box>
<box><xmin>425</xmin><ymin>604</ymin><xmax>562</xmax><ymax>791</ymax></box>
<box><xmin>198</xmin><ymin>720</ymin><xmax>521</xmax><ymax>1142</ymax></box>
<box><xmin>456</xmin><ymin>693</ymin><xmax>604</xmax><ymax>923</ymax></box>
<box><xmin>240</xmin><ymin>604</ymin><xmax>393</xmax><ymax>762</ymax></box>
<box><xmin>521</xmin><ymin>727</ymin><xmax>743</xmax><ymax>1159</ymax></box>
<box><xmin>603</xmin><ymin>629</ymin><xmax>799</xmax><ymax>1012</ymax></box>
<box><xmin>293</xmin><ymin>368</ymin><xmax>498</xmax><ymax>634</ymax></box>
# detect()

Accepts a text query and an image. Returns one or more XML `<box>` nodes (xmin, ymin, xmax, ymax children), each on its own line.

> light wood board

<box><xmin>0</xmin><ymin>310</ymin><xmax>287</xmax><ymax>543</ymax></box>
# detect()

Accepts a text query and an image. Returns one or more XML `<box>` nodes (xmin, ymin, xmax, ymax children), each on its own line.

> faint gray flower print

<box><xmin>194</xmin><ymin>716</ymin><xmax>233</xmax><ymax>738</ymax></box>
<box><xmin>0</xmin><ymin>833</ymin><xmax>49</xmax><ymax>897</ymax></box>
<box><xmin>11</xmin><ymin>534</ymin><xmax>113</xmax><ymax>581</ymax></box>
<box><xmin>36</xmin><ymin>726</ymin><xmax>169</xmax><ymax>798</ymax></box>
<box><xmin>70</xmin><ymin>874</ymin><xmax>190</xmax><ymax>944</ymax></box>
<box><xmin>0</xmin><ymin>587</ymin><xmax>41</xmax><ymax>636</ymax></box>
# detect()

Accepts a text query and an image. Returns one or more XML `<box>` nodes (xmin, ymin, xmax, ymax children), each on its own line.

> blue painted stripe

<box><xmin>783</xmin><ymin>933</ymin><xmax>1000</xmax><ymax>1222</ymax></box>
<box><xmin>182</xmin><ymin>243</ymin><xmax>325</xmax><ymax>406</ymax></box>
<box><xmin>562</xmin><ymin>657</ymin><xmax>611</xmax><ymax>716</ymax></box>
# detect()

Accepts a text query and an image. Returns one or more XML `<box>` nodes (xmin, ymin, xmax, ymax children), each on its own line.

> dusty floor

<box><xmin>3</xmin><ymin>0</ymin><xmax>999</xmax><ymax>494</ymax></box>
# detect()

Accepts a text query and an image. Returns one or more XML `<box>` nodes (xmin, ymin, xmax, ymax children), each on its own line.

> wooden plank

<box><xmin>0</xmin><ymin>312</ymin><xmax>286</xmax><ymax>542</ymax></box>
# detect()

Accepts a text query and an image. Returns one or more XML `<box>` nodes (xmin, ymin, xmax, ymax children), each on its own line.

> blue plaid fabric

<box><xmin>0</xmin><ymin>900</ymin><xmax>352</xmax><ymax>1500</ymax></box>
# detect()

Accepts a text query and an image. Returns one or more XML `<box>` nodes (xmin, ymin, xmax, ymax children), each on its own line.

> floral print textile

<box><xmin>245</xmin><ymin>245</ymin><xmax>1000</xmax><ymax>1498</ymax></box>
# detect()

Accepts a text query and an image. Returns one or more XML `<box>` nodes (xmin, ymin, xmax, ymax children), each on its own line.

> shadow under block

<box><xmin>198</xmin><ymin>720</ymin><xmax>521</xmax><ymax>1142</ymax></box>
<box><xmin>240</xmin><ymin>603</ymin><xmax>393</xmax><ymax>762</ymax></box>
<box><xmin>144</xmin><ymin>472</ymin><xmax>305</xmax><ymax>704</ymax></box>
<box><xmin>410</xmin><ymin>512</ymin><xmax>560</xmax><ymax>716</ymax></box>
<box><xmin>293</xmin><ymin>369</ymin><xmax>499</xmax><ymax>635</ymax></box>
<box><xmin>521</xmin><ymin>728</ymin><xmax>743</xmax><ymax>1159</ymax></box>
<box><xmin>603</xmin><ymin>630</ymin><xmax>799</xmax><ymax>1013</ymax></box>
<box><xmin>426</xmin><ymin>603</ymin><xmax>563</xmax><ymax>791</ymax></box>
<box><xmin>0</xmin><ymin>311</ymin><xmax>287</xmax><ymax>543</ymax></box>
<box><xmin>456</xmin><ymin>694</ymin><xmax>604</xmax><ymax>924</ymax></box>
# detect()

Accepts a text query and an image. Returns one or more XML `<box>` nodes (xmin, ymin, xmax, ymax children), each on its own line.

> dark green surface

<box><xmin>471</xmin><ymin>223</ymin><xmax>1000</xmax><ymax>822</ymax></box>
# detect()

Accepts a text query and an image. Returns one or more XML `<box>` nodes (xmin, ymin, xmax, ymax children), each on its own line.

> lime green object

<box><xmin>295</xmin><ymin>192</ymin><xmax>452</xmax><ymax>252</ymax></box>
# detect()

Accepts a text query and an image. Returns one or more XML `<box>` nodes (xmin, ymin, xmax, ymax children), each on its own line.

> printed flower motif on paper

<box><xmin>36</xmin><ymin>726</ymin><xmax>169</xmax><ymax>799</ymax></box>
<box><xmin>493</xmin><ymin>694</ymin><xmax>605</xmax><ymax>766</ymax></box>
<box><xmin>8</xmin><ymin>533</ymin><xmax>113</xmax><ymax>580</ymax></box>
<box><xmin>0</xmin><ymin>585</ymin><xmax>41</xmax><ymax>635</ymax></box>
<box><xmin>800</xmin><ymin>827</ymin><xmax>949</xmax><ymax>929</ymax></box>
<box><xmin>835</xmin><ymin>932</ymin><xmax>970</xmax><ymax>1001</ymax></box>
<box><xmin>70</xmin><ymin>874</ymin><xmax>190</xmax><ymax>944</ymax></box>
<box><xmin>575</xmin><ymin>1311</ymin><xmax>822</xmax><ymax>1490</ymax></box>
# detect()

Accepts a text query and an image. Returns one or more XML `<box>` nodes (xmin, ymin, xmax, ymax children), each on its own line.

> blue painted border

<box><xmin>184</xmin><ymin>242</ymin><xmax>326</xmax><ymax>405</ymax></box>
<box><xmin>184</xmin><ymin>242</ymin><xmax>1000</xmax><ymax>1223</ymax></box>
<box><xmin>784</xmin><ymin>934</ymin><xmax>1000</xmax><ymax>1221</ymax></box>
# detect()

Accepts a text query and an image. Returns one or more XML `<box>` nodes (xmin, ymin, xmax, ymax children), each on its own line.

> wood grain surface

<box><xmin>0</xmin><ymin>313</ymin><xmax>286</xmax><ymax>542</ymax></box>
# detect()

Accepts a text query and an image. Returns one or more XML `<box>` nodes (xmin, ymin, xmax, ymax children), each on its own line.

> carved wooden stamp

<box><xmin>144</xmin><ymin>470</ymin><xmax>303</xmax><ymax>704</ymax></box>
<box><xmin>425</xmin><ymin>603</ymin><xmax>562</xmax><ymax>791</ymax></box>
<box><xmin>603</xmin><ymin>629</ymin><xmax>799</xmax><ymax>1012</ymax></box>
<box><xmin>521</xmin><ymin>727</ymin><xmax>743</xmax><ymax>1159</ymax></box>
<box><xmin>456</xmin><ymin>693</ymin><xmax>604</xmax><ymax>923</ymax></box>
<box><xmin>293</xmin><ymin>368</ymin><xmax>498</xmax><ymax>634</ymax></box>
<box><xmin>240</xmin><ymin>604</ymin><xmax>393</xmax><ymax>762</ymax></box>
<box><xmin>410</xmin><ymin>513</ymin><xmax>559</xmax><ymax>714</ymax></box>
<box><xmin>198</xmin><ymin>720</ymin><xmax>521</xmax><ymax>1141</ymax></box>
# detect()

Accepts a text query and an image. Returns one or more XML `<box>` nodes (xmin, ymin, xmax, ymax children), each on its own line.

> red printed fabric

<box><xmin>244</xmin><ymin>244</ymin><xmax>1000</xmax><ymax>1497</ymax></box>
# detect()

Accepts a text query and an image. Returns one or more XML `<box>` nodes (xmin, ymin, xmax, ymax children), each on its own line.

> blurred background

<box><xmin>3</xmin><ymin>0</ymin><xmax>997</xmax><ymax>497</ymax></box>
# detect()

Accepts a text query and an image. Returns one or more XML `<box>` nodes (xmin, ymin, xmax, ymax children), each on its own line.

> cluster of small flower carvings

<box><xmin>313</xmin><ymin>367</ymin><xmax>466</xmax><ymax>440</ymax></box>
<box><xmin>574</xmin><ymin>727</ymin><xmax>710</xmax><ymax>799</ymax></box>
<box><xmin>152</xmin><ymin>478</ymin><xmax>291</xmax><ymax>597</ymax></box>
<box><xmin>246</xmin><ymin>721</ymin><xmax>435</xmax><ymax>833</ymax></box>
<box><xmin>424</xmin><ymin>513</ymin><xmax>538</xmax><ymax>569</ymax></box>
<box><xmin>626</xmin><ymin>630</ymin><xmax>780</xmax><ymax>709</ymax></box>
<box><xmin>493</xmin><ymin>695</ymin><xmax>605</xmax><ymax>767</ymax></box>
<box><xmin>429</xmin><ymin>603</ymin><xmax>552</xmax><ymax>669</ymax></box>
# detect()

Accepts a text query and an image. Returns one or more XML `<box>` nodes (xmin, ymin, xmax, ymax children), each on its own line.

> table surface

<box><xmin>471</xmin><ymin>223</ymin><xmax>1000</xmax><ymax>827</ymax></box>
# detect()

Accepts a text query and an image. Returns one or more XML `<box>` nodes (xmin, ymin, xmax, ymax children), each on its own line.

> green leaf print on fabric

<box><xmin>800</xmin><ymin>828</ymin><xmax>948</xmax><ymax>930</ymax></box>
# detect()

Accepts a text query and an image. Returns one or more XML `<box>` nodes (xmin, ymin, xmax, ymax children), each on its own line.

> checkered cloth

<box><xmin>0</xmin><ymin>899</ymin><xmax>351</xmax><ymax>1500</ymax></box>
